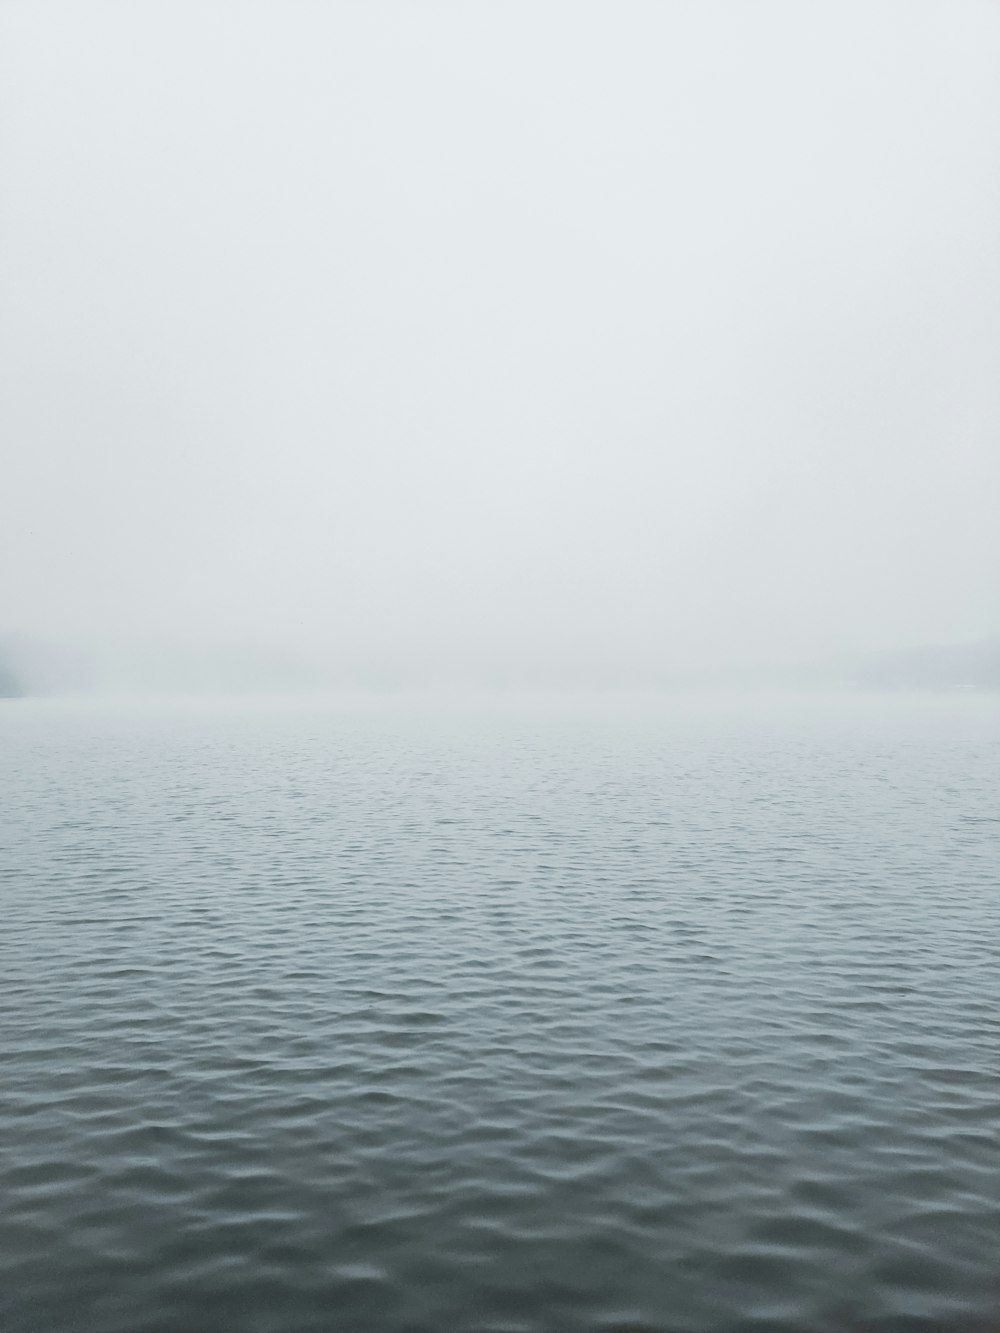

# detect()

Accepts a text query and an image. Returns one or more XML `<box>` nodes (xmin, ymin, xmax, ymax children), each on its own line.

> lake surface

<box><xmin>2</xmin><ymin>693</ymin><xmax>998</xmax><ymax>1333</ymax></box>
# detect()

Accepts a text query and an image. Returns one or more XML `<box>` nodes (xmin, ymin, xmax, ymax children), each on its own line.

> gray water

<box><xmin>1</xmin><ymin>693</ymin><xmax>998</xmax><ymax>1333</ymax></box>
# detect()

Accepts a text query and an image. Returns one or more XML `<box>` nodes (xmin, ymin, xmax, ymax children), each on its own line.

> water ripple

<box><xmin>1</xmin><ymin>694</ymin><xmax>999</xmax><ymax>1332</ymax></box>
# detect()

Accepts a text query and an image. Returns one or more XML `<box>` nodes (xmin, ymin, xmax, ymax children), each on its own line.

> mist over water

<box><xmin>2</xmin><ymin>5</ymin><xmax>1000</xmax><ymax>1332</ymax></box>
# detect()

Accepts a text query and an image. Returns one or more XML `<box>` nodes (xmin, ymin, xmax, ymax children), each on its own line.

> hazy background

<box><xmin>2</xmin><ymin>0</ymin><xmax>998</xmax><ymax>690</ymax></box>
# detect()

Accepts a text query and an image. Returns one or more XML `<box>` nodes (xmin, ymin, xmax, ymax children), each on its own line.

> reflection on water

<box><xmin>2</xmin><ymin>694</ymin><xmax>999</xmax><ymax>1332</ymax></box>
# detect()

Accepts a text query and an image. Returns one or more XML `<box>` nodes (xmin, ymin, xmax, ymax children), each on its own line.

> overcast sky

<box><xmin>2</xmin><ymin>0</ymin><xmax>998</xmax><ymax>683</ymax></box>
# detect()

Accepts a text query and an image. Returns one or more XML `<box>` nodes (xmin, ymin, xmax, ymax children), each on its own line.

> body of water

<box><xmin>1</xmin><ymin>693</ymin><xmax>998</xmax><ymax>1332</ymax></box>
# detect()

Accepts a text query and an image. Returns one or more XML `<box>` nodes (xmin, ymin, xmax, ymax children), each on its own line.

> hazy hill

<box><xmin>1</xmin><ymin>634</ymin><xmax>998</xmax><ymax>697</ymax></box>
<box><xmin>0</xmin><ymin>637</ymin><xmax>94</xmax><ymax>697</ymax></box>
<box><xmin>0</xmin><ymin>655</ymin><xmax>23</xmax><ymax>697</ymax></box>
<box><xmin>847</xmin><ymin>639</ymin><xmax>1000</xmax><ymax>691</ymax></box>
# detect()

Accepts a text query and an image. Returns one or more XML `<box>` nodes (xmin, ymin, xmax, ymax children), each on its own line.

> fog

<box><xmin>2</xmin><ymin>1</ymin><xmax>998</xmax><ymax>690</ymax></box>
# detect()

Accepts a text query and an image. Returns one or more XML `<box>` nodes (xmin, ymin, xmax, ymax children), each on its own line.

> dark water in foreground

<box><xmin>2</xmin><ymin>693</ymin><xmax>998</xmax><ymax>1333</ymax></box>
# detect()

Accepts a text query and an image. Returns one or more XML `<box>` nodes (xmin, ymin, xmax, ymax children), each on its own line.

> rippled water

<box><xmin>2</xmin><ymin>693</ymin><xmax>998</xmax><ymax>1333</ymax></box>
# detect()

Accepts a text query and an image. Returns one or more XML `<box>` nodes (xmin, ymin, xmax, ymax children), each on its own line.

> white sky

<box><xmin>2</xmin><ymin>1</ymin><xmax>998</xmax><ymax>681</ymax></box>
